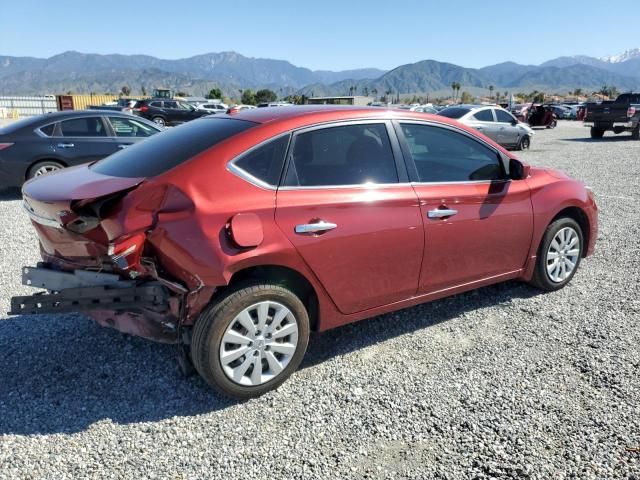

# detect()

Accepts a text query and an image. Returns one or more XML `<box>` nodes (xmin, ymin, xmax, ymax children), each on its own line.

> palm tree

<box><xmin>451</xmin><ymin>82</ymin><xmax>456</xmax><ymax>100</ymax></box>
<box><xmin>371</xmin><ymin>88</ymin><xmax>378</xmax><ymax>100</ymax></box>
<box><xmin>489</xmin><ymin>85</ymin><xmax>495</xmax><ymax>100</ymax></box>
<box><xmin>456</xmin><ymin>82</ymin><xmax>461</xmax><ymax>101</ymax></box>
<box><xmin>574</xmin><ymin>88</ymin><xmax>583</xmax><ymax>97</ymax></box>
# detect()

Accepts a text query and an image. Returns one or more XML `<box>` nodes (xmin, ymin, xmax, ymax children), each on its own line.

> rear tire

<box><xmin>547</xmin><ymin>119</ymin><xmax>557</xmax><ymax>129</ymax></box>
<box><xmin>191</xmin><ymin>282</ymin><xmax>310</xmax><ymax>399</ymax></box>
<box><xmin>152</xmin><ymin>116</ymin><xmax>166</xmax><ymax>127</ymax></box>
<box><xmin>27</xmin><ymin>160</ymin><xmax>64</xmax><ymax>180</ymax></box>
<box><xmin>590</xmin><ymin>127</ymin><xmax>605</xmax><ymax>139</ymax></box>
<box><xmin>529</xmin><ymin>217</ymin><xmax>584</xmax><ymax>292</ymax></box>
<box><xmin>631</xmin><ymin>126</ymin><xmax>640</xmax><ymax>140</ymax></box>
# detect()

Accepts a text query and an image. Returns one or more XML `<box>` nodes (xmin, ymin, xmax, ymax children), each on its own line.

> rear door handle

<box><xmin>427</xmin><ymin>209</ymin><xmax>458</xmax><ymax>219</ymax></box>
<box><xmin>295</xmin><ymin>221</ymin><xmax>337</xmax><ymax>234</ymax></box>
<box><xmin>57</xmin><ymin>143</ymin><xmax>74</xmax><ymax>148</ymax></box>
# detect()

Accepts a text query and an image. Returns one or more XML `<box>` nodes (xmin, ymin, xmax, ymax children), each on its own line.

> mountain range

<box><xmin>1</xmin><ymin>48</ymin><xmax>639</xmax><ymax>98</ymax></box>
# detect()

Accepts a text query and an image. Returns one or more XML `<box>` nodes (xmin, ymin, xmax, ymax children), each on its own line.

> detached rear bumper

<box><xmin>10</xmin><ymin>265</ymin><xmax>181</xmax><ymax>343</ymax></box>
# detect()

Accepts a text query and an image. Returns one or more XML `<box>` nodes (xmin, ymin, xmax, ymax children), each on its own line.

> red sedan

<box><xmin>12</xmin><ymin>106</ymin><xmax>598</xmax><ymax>398</ymax></box>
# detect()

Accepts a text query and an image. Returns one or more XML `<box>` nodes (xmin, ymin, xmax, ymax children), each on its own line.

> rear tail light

<box><xmin>107</xmin><ymin>231</ymin><xmax>146</xmax><ymax>275</ymax></box>
<box><xmin>139</xmin><ymin>106</ymin><xmax>149</xmax><ymax>113</ymax></box>
<box><xmin>627</xmin><ymin>106</ymin><xmax>636</xmax><ymax>118</ymax></box>
<box><xmin>0</xmin><ymin>142</ymin><xmax>14</xmax><ymax>151</ymax></box>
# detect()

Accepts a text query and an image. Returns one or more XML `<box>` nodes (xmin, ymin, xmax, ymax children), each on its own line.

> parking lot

<box><xmin>0</xmin><ymin>120</ymin><xmax>638</xmax><ymax>479</ymax></box>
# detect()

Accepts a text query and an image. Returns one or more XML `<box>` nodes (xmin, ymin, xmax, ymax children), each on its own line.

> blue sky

<box><xmin>1</xmin><ymin>0</ymin><xmax>637</xmax><ymax>71</ymax></box>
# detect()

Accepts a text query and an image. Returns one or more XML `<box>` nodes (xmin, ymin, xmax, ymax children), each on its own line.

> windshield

<box><xmin>437</xmin><ymin>107</ymin><xmax>471</xmax><ymax>119</ymax></box>
<box><xmin>91</xmin><ymin>117</ymin><xmax>257</xmax><ymax>178</ymax></box>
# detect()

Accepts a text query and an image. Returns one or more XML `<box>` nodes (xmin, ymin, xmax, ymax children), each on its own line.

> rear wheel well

<box><xmin>217</xmin><ymin>265</ymin><xmax>319</xmax><ymax>331</ymax></box>
<box><xmin>550</xmin><ymin>207</ymin><xmax>590</xmax><ymax>257</ymax></box>
<box><xmin>26</xmin><ymin>158</ymin><xmax>68</xmax><ymax>180</ymax></box>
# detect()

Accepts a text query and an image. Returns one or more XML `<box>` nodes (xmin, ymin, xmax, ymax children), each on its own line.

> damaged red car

<box><xmin>12</xmin><ymin>106</ymin><xmax>598</xmax><ymax>398</ymax></box>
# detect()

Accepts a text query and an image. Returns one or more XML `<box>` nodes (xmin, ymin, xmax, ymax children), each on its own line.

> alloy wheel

<box><xmin>34</xmin><ymin>164</ymin><xmax>61</xmax><ymax>176</ymax></box>
<box><xmin>219</xmin><ymin>301</ymin><xmax>299</xmax><ymax>386</ymax></box>
<box><xmin>546</xmin><ymin>227</ymin><xmax>580</xmax><ymax>283</ymax></box>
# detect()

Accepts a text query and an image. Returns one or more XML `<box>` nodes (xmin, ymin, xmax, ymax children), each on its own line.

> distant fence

<box><xmin>0</xmin><ymin>96</ymin><xmax>57</xmax><ymax>118</ymax></box>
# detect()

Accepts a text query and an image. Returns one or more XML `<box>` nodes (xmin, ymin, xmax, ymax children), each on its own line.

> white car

<box><xmin>438</xmin><ymin>104</ymin><xmax>534</xmax><ymax>150</ymax></box>
<box><xmin>195</xmin><ymin>103</ymin><xmax>229</xmax><ymax>114</ymax></box>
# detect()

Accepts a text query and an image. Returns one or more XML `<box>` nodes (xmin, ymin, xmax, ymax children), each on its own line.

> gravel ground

<box><xmin>0</xmin><ymin>121</ymin><xmax>639</xmax><ymax>479</ymax></box>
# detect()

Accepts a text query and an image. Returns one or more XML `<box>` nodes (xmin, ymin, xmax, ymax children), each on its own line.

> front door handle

<box><xmin>427</xmin><ymin>209</ymin><xmax>458</xmax><ymax>219</ymax></box>
<box><xmin>118</xmin><ymin>144</ymin><xmax>129</xmax><ymax>149</ymax></box>
<box><xmin>295</xmin><ymin>221</ymin><xmax>337</xmax><ymax>234</ymax></box>
<box><xmin>57</xmin><ymin>143</ymin><xmax>74</xmax><ymax>148</ymax></box>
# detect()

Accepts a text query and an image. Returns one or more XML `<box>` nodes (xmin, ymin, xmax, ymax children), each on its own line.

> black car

<box><xmin>133</xmin><ymin>99</ymin><xmax>211</xmax><ymax>127</ymax></box>
<box><xmin>0</xmin><ymin>110</ymin><xmax>161</xmax><ymax>189</ymax></box>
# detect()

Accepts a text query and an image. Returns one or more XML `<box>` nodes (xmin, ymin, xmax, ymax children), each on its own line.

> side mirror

<box><xmin>511</xmin><ymin>120</ymin><xmax>518</xmax><ymax>126</ymax></box>
<box><xmin>509</xmin><ymin>158</ymin><xmax>530</xmax><ymax>180</ymax></box>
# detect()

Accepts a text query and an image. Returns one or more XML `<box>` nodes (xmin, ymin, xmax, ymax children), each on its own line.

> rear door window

<box><xmin>399</xmin><ymin>123</ymin><xmax>503</xmax><ymax>182</ymax></box>
<box><xmin>59</xmin><ymin>117</ymin><xmax>108</xmax><ymax>137</ymax></box>
<box><xmin>91</xmin><ymin>118</ymin><xmax>256</xmax><ymax>178</ymax></box>
<box><xmin>283</xmin><ymin>123</ymin><xmax>398</xmax><ymax>187</ymax></box>
<box><xmin>473</xmin><ymin>110</ymin><xmax>494</xmax><ymax>122</ymax></box>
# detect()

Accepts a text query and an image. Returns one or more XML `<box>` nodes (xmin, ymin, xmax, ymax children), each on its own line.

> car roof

<box><xmin>207</xmin><ymin>105</ymin><xmax>512</xmax><ymax>149</ymax></box>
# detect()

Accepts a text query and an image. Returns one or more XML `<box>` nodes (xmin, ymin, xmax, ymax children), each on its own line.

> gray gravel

<box><xmin>1</xmin><ymin>121</ymin><xmax>639</xmax><ymax>479</ymax></box>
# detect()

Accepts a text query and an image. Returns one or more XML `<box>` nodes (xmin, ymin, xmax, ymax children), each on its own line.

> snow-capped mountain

<box><xmin>600</xmin><ymin>48</ymin><xmax>640</xmax><ymax>64</ymax></box>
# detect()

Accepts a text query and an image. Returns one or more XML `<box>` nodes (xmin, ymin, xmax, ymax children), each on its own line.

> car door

<box><xmin>52</xmin><ymin>116</ymin><xmax>117</xmax><ymax>166</ymax></box>
<box><xmin>275</xmin><ymin>121</ymin><xmax>424</xmax><ymax>315</ymax></box>
<box><xmin>395</xmin><ymin>121</ymin><xmax>533</xmax><ymax>294</ymax></box>
<box><xmin>106</xmin><ymin>116</ymin><xmax>160</xmax><ymax>150</ymax></box>
<box><xmin>494</xmin><ymin>109</ymin><xmax>520</xmax><ymax>147</ymax></box>
<box><xmin>466</xmin><ymin>109</ymin><xmax>499</xmax><ymax>142</ymax></box>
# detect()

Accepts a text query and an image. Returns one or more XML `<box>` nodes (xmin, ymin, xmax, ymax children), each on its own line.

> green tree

<box><xmin>141</xmin><ymin>85</ymin><xmax>147</xmax><ymax>96</ymax></box>
<box><xmin>460</xmin><ymin>91</ymin><xmax>474</xmax><ymax>104</ymax></box>
<box><xmin>121</xmin><ymin>85</ymin><xmax>131</xmax><ymax>96</ymax></box>
<box><xmin>206</xmin><ymin>87</ymin><xmax>223</xmax><ymax>100</ymax></box>
<box><xmin>371</xmin><ymin>88</ymin><xmax>378</xmax><ymax>100</ymax></box>
<box><xmin>241</xmin><ymin>89</ymin><xmax>257</xmax><ymax>105</ymax></box>
<box><xmin>175</xmin><ymin>91</ymin><xmax>189</xmax><ymax>97</ymax></box>
<box><xmin>255</xmin><ymin>89</ymin><xmax>277</xmax><ymax>104</ymax></box>
<box><xmin>573</xmin><ymin>88</ymin><xmax>583</xmax><ymax>97</ymax></box>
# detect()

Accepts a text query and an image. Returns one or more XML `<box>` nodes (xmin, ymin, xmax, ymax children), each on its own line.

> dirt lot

<box><xmin>0</xmin><ymin>121</ymin><xmax>638</xmax><ymax>479</ymax></box>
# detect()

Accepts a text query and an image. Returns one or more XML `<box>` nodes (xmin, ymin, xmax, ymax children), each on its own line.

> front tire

<box><xmin>547</xmin><ymin>119</ymin><xmax>557</xmax><ymax>129</ymax></box>
<box><xmin>191</xmin><ymin>282</ymin><xmax>310</xmax><ymax>399</ymax></box>
<box><xmin>530</xmin><ymin>217</ymin><xmax>584</xmax><ymax>291</ymax></box>
<box><xmin>517</xmin><ymin>135</ymin><xmax>531</xmax><ymax>151</ymax></box>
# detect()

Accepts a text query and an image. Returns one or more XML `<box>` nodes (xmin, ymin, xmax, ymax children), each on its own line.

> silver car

<box><xmin>438</xmin><ymin>105</ymin><xmax>534</xmax><ymax>150</ymax></box>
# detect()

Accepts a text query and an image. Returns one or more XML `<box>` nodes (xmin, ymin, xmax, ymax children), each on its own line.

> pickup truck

<box><xmin>584</xmin><ymin>93</ymin><xmax>640</xmax><ymax>139</ymax></box>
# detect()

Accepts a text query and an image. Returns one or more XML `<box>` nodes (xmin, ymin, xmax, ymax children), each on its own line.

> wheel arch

<box><xmin>218</xmin><ymin>264</ymin><xmax>320</xmax><ymax>332</ymax></box>
<box><xmin>549</xmin><ymin>206</ymin><xmax>590</xmax><ymax>257</ymax></box>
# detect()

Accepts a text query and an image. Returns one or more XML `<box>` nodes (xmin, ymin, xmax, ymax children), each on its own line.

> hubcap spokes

<box><xmin>35</xmin><ymin>165</ymin><xmax>60</xmax><ymax>176</ymax></box>
<box><xmin>220</xmin><ymin>301</ymin><xmax>298</xmax><ymax>386</ymax></box>
<box><xmin>546</xmin><ymin>227</ymin><xmax>580</xmax><ymax>283</ymax></box>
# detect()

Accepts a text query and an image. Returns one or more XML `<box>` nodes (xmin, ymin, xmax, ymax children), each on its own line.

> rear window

<box><xmin>91</xmin><ymin>117</ymin><xmax>256</xmax><ymax>178</ymax></box>
<box><xmin>437</xmin><ymin>107</ymin><xmax>471</xmax><ymax>119</ymax></box>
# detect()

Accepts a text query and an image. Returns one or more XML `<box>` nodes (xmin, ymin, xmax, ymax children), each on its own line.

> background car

<box><xmin>438</xmin><ymin>104</ymin><xmax>534</xmax><ymax>150</ymax></box>
<box><xmin>14</xmin><ymin>107</ymin><xmax>596</xmax><ymax>398</ymax></box>
<box><xmin>0</xmin><ymin>110</ymin><xmax>161</xmax><ymax>189</ymax></box>
<box><xmin>195</xmin><ymin>102</ymin><xmax>229</xmax><ymax>114</ymax></box>
<box><xmin>227</xmin><ymin>104</ymin><xmax>258</xmax><ymax>114</ymax></box>
<box><xmin>411</xmin><ymin>105</ymin><xmax>439</xmax><ymax>114</ymax></box>
<box><xmin>133</xmin><ymin>99</ymin><xmax>211</xmax><ymax>127</ymax></box>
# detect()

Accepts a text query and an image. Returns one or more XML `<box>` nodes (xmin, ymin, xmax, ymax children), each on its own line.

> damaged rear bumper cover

<box><xmin>10</xmin><ymin>265</ymin><xmax>180</xmax><ymax>343</ymax></box>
